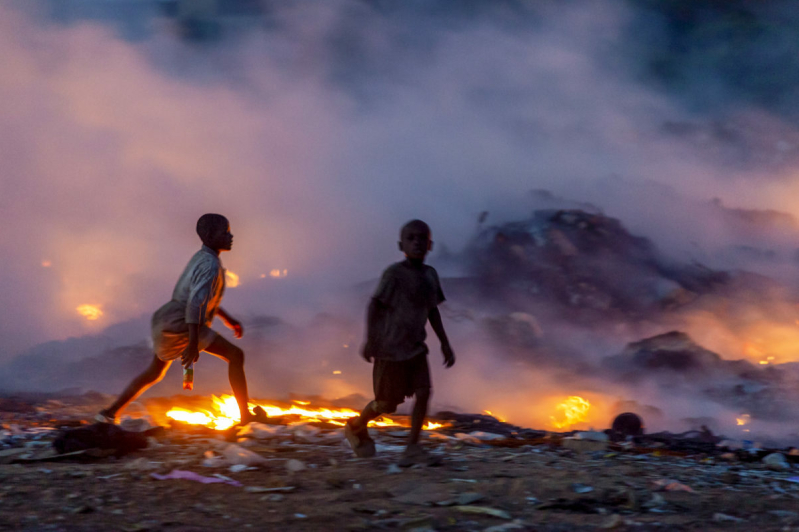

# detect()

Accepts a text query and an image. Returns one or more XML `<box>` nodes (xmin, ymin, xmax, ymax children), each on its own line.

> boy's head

<box><xmin>196</xmin><ymin>213</ymin><xmax>233</xmax><ymax>252</ymax></box>
<box><xmin>398</xmin><ymin>219</ymin><xmax>432</xmax><ymax>260</ymax></box>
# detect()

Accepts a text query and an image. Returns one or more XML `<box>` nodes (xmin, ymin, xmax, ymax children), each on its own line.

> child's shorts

<box><xmin>151</xmin><ymin>326</ymin><xmax>219</xmax><ymax>362</ymax></box>
<box><xmin>373</xmin><ymin>354</ymin><xmax>431</xmax><ymax>407</ymax></box>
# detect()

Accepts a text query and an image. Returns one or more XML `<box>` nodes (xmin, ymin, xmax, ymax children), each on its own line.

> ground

<box><xmin>1</xmin><ymin>397</ymin><xmax>798</xmax><ymax>531</ymax></box>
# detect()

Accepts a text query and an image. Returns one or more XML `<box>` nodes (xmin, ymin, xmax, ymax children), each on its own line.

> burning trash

<box><xmin>158</xmin><ymin>394</ymin><xmax>449</xmax><ymax>432</ymax></box>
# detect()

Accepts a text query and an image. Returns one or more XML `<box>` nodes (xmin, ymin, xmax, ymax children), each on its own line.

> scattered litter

<box><xmin>244</xmin><ymin>486</ymin><xmax>295</xmax><ymax>493</ymax></box>
<box><xmin>294</xmin><ymin>513</ymin><xmax>307</xmax><ymax>519</ymax></box>
<box><xmin>455</xmin><ymin>506</ymin><xmax>512</xmax><ymax>519</ymax></box>
<box><xmin>386</xmin><ymin>464</ymin><xmax>402</xmax><ymax>474</ymax></box>
<box><xmin>150</xmin><ymin>470</ymin><xmax>242</xmax><ymax>487</ymax></box>
<box><xmin>221</xmin><ymin>444</ymin><xmax>268</xmax><ymax>467</ymax></box>
<box><xmin>713</xmin><ymin>513</ymin><xmax>746</xmax><ymax>523</ymax></box>
<box><xmin>762</xmin><ymin>453</ymin><xmax>790</xmax><ymax>471</ymax></box>
<box><xmin>468</xmin><ymin>431</ymin><xmax>506</xmax><ymax>441</ymax></box>
<box><xmin>228</xmin><ymin>464</ymin><xmax>256</xmax><ymax>473</ymax></box>
<box><xmin>571</xmin><ymin>483</ymin><xmax>594</xmax><ymax>494</ymax></box>
<box><xmin>652</xmin><ymin>479</ymin><xmax>694</xmax><ymax>492</ymax></box>
<box><xmin>285</xmin><ymin>459</ymin><xmax>306</xmax><ymax>473</ymax></box>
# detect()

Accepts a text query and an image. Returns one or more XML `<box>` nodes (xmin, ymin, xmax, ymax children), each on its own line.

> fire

<box><xmin>76</xmin><ymin>304</ymin><xmax>103</xmax><ymax>321</ymax></box>
<box><xmin>736</xmin><ymin>414</ymin><xmax>751</xmax><ymax>426</ymax></box>
<box><xmin>225</xmin><ymin>270</ymin><xmax>239</xmax><ymax>287</ymax></box>
<box><xmin>165</xmin><ymin>394</ymin><xmax>447</xmax><ymax>431</ymax></box>
<box><xmin>269</xmin><ymin>269</ymin><xmax>288</xmax><ymax>278</ymax></box>
<box><xmin>483</xmin><ymin>410</ymin><xmax>507</xmax><ymax>422</ymax></box>
<box><xmin>550</xmin><ymin>396</ymin><xmax>591</xmax><ymax>429</ymax></box>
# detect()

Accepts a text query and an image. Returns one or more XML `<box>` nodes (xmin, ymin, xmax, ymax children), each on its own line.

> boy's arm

<box><xmin>362</xmin><ymin>298</ymin><xmax>386</xmax><ymax>362</ymax></box>
<box><xmin>429</xmin><ymin>307</ymin><xmax>455</xmax><ymax>368</ymax></box>
<box><xmin>216</xmin><ymin>307</ymin><xmax>243</xmax><ymax>339</ymax></box>
<box><xmin>180</xmin><ymin>324</ymin><xmax>200</xmax><ymax>368</ymax></box>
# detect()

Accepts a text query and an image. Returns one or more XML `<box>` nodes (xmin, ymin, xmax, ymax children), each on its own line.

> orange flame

<box><xmin>76</xmin><ymin>304</ymin><xmax>103</xmax><ymax>321</ymax></box>
<box><xmin>165</xmin><ymin>394</ymin><xmax>446</xmax><ymax>431</ymax></box>
<box><xmin>225</xmin><ymin>270</ymin><xmax>239</xmax><ymax>288</ymax></box>
<box><xmin>550</xmin><ymin>396</ymin><xmax>591</xmax><ymax>429</ymax></box>
<box><xmin>269</xmin><ymin>269</ymin><xmax>288</xmax><ymax>278</ymax></box>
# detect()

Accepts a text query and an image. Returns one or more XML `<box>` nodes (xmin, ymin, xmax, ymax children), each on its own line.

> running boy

<box><xmin>96</xmin><ymin>214</ymin><xmax>263</xmax><ymax>425</ymax></box>
<box><xmin>345</xmin><ymin>219</ymin><xmax>455</xmax><ymax>466</ymax></box>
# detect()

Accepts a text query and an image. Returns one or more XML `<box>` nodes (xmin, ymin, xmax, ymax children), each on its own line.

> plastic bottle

<box><xmin>183</xmin><ymin>363</ymin><xmax>194</xmax><ymax>390</ymax></box>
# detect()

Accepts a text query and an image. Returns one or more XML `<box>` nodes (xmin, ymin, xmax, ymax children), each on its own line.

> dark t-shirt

<box><xmin>371</xmin><ymin>260</ymin><xmax>446</xmax><ymax>361</ymax></box>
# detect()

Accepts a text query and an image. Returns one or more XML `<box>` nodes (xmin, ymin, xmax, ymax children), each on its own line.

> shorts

<box><xmin>151</xmin><ymin>325</ymin><xmax>219</xmax><ymax>362</ymax></box>
<box><xmin>373</xmin><ymin>354</ymin><xmax>431</xmax><ymax>407</ymax></box>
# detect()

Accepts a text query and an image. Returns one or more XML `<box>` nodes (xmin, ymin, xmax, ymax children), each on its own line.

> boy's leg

<box><xmin>99</xmin><ymin>354</ymin><xmax>170</xmax><ymax>421</ymax></box>
<box><xmin>203</xmin><ymin>335</ymin><xmax>252</xmax><ymax>421</ymax></box>
<box><xmin>408</xmin><ymin>387</ymin><xmax>431</xmax><ymax>446</ymax></box>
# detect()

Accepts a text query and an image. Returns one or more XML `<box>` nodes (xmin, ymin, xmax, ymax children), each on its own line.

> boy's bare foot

<box><xmin>239</xmin><ymin>406</ymin><xmax>269</xmax><ymax>425</ymax></box>
<box><xmin>398</xmin><ymin>443</ymin><xmax>442</xmax><ymax>467</ymax></box>
<box><xmin>345</xmin><ymin>419</ymin><xmax>376</xmax><ymax>458</ymax></box>
<box><xmin>94</xmin><ymin>410</ymin><xmax>117</xmax><ymax>425</ymax></box>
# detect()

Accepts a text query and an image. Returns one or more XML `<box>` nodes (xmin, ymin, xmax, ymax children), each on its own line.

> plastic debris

<box><xmin>150</xmin><ymin>470</ymin><xmax>242</xmax><ymax>487</ymax></box>
<box><xmin>455</xmin><ymin>506</ymin><xmax>512</xmax><ymax>519</ymax></box>
<box><xmin>221</xmin><ymin>443</ymin><xmax>267</xmax><ymax>467</ymax></box>
<box><xmin>285</xmin><ymin>459</ymin><xmax>306</xmax><ymax>473</ymax></box>
<box><xmin>652</xmin><ymin>479</ymin><xmax>694</xmax><ymax>492</ymax></box>
<box><xmin>574</xmin><ymin>431</ymin><xmax>609</xmax><ymax>442</ymax></box>
<box><xmin>570</xmin><ymin>483</ymin><xmax>594</xmax><ymax>494</ymax></box>
<box><xmin>762</xmin><ymin>453</ymin><xmax>790</xmax><ymax>471</ymax></box>
<box><xmin>468</xmin><ymin>431</ymin><xmax>506</xmax><ymax>441</ymax></box>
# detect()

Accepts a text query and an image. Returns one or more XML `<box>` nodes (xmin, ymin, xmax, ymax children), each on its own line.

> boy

<box><xmin>345</xmin><ymin>219</ymin><xmax>455</xmax><ymax>466</ymax></box>
<box><xmin>96</xmin><ymin>214</ymin><xmax>263</xmax><ymax>425</ymax></box>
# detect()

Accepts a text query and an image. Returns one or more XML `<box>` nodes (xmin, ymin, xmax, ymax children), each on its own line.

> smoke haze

<box><xmin>3</xmin><ymin>0</ymin><xmax>799</xmax><ymax>438</ymax></box>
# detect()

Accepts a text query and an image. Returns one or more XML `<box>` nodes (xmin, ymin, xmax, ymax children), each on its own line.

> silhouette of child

<box><xmin>96</xmin><ymin>214</ymin><xmax>264</xmax><ymax>425</ymax></box>
<box><xmin>345</xmin><ymin>220</ymin><xmax>455</xmax><ymax>466</ymax></box>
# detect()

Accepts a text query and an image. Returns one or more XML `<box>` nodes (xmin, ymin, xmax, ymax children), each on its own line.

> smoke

<box><xmin>2</xmin><ymin>1</ymin><xmax>799</xmax><ymax>439</ymax></box>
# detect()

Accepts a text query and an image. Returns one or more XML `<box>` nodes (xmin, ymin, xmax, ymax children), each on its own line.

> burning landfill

<box><xmin>1</xmin><ymin>208</ymin><xmax>799</xmax><ymax>530</ymax></box>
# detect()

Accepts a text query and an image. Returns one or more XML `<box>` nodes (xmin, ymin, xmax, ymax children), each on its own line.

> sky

<box><xmin>3</xmin><ymin>0</ymin><xmax>799</xmax><ymax>433</ymax></box>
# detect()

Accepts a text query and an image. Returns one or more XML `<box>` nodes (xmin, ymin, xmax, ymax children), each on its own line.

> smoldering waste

<box><xmin>0</xmin><ymin>392</ymin><xmax>798</xmax><ymax>531</ymax></box>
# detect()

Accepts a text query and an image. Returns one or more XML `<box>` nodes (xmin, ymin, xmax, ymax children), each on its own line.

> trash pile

<box><xmin>2</xmin><ymin>392</ymin><xmax>799</xmax><ymax>531</ymax></box>
<box><xmin>468</xmin><ymin>209</ymin><xmax>729</xmax><ymax>321</ymax></box>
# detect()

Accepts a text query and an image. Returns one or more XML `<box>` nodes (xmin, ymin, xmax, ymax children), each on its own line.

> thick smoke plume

<box><xmin>2</xmin><ymin>0</ymin><xmax>799</xmax><ymax>440</ymax></box>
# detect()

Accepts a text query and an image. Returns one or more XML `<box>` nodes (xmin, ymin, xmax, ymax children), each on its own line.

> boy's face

<box><xmin>399</xmin><ymin>226</ymin><xmax>432</xmax><ymax>260</ymax></box>
<box><xmin>206</xmin><ymin>222</ymin><xmax>233</xmax><ymax>252</ymax></box>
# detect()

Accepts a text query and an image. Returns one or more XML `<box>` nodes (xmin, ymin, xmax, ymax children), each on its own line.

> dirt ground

<box><xmin>1</xmin><ymin>398</ymin><xmax>798</xmax><ymax>531</ymax></box>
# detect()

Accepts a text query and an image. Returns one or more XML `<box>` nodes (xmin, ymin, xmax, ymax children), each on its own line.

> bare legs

<box><xmin>203</xmin><ymin>335</ymin><xmax>251</xmax><ymax>421</ymax></box>
<box><xmin>102</xmin><ymin>355</ymin><xmax>170</xmax><ymax>419</ymax></box>
<box><xmin>101</xmin><ymin>335</ymin><xmax>251</xmax><ymax>421</ymax></box>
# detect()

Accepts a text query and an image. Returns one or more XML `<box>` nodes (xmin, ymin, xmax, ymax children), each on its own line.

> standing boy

<box><xmin>345</xmin><ymin>220</ymin><xmax>455</xmax><ymax>466</ymax></box>
<box><xmin>96</xmin><ymin>214</ymin><xmax>263</xmax><ymax>425</ymax></box>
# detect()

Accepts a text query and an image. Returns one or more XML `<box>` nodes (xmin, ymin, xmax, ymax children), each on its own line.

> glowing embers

<box><xmin>76</xmin><ymin>304</ymin><xmax>103</xmax><ymax>321</ymax></box>
<box><xmin>269</xmin><ymin>269</ymin><xmax>288</xmax><ymax>278</ymax></box>
<box><xmin>550</xmin><ymin>396</ymin><xmax>591</xmax><ymax>429</ymax></box>
<box><xmin>165</xmin><ymin>395</ymin><xmax>447</xmax><ymax>431</ymax></box>
<box><xmin>225</xmin><ymin>270</ymin><xmax>239</xmax><ymax>287</ymax></box>
<box><xmin>737</xmin><ymin>413</ymin><xmax>751</xmax><ymax>432</ymax></box>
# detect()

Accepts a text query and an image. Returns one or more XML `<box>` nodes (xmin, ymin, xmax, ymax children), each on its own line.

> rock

<box><xmin>763</xmin><ymin>453</ymin><xmax>790</xmax><ymax>471</ymax></box>
<box><xmin>285</xmin><ymin>459</ymin><xmax>306</xmax><ymax>473</ymax></box>
<box><xmin>456</xmin><ymin>492</ymin><xmax>486</xmax><ymax>505</ymax></box>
